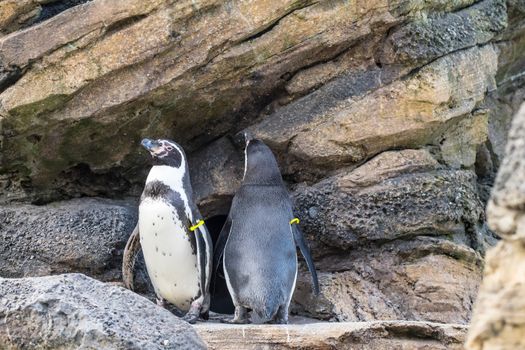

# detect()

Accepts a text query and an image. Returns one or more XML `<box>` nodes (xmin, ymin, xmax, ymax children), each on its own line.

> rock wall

<box><xmin>466</xmin><ymin>103</ymin><xmax>525</xmax><ymax>349</ymax></box>
<box><xmin>1</xmin><ymin>0</ymin><xmax>525</xmax><ymax>348</ymax></box>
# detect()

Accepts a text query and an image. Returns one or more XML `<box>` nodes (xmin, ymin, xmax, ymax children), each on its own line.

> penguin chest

<box><xmin>139</xmin><ymin>198</ymin><xmax>200</xmax><ymax>311</ymax></box>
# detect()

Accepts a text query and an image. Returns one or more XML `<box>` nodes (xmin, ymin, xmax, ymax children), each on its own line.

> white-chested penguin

<box><xmin>122</xmin><ymin>138</ymin><xmax>212</xmax><ymax>323</ymax></box>
<box><xmin>214</xmin><ymin>136</ymin><xmax>320</xmax><ymax>324</ymax></box>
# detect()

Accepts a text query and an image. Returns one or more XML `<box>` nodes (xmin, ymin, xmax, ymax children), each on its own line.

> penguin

<box><xmin>214</xmin><ymin>136</ymin><xmax>320</xmax><ymax>324</ymax></box>
<box><xmin>122</xmin><ymin>138</ymin><xmax>212</xmax><ymax>323</ymax></box>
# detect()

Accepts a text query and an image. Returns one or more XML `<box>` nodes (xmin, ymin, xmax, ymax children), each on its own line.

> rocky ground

<box><xmin>1</xmin><ymin>0</ymin><xmax>525</xmax><ymax>349</ymax></box>
<box><xmin>195</xmin><ymin>319</ymin><xmax>468</xmax><ymax>350</ymax></box>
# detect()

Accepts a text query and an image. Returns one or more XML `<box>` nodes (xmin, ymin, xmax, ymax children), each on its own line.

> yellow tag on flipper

<box><xmin>189</xmin><ymin>220</ymin><xmax>204</xmax><ymax>232</ymax></box>
<box><xmin>290</xmin><ymin>218</ymin><xmax>300</xmax><ymax>225</ymax></box>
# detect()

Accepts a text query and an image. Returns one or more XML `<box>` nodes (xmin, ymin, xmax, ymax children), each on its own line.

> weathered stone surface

<box><xmin>293</xmin><ymin>150</ymin><xmax>487</xmax><ymax>253</ymax></box>
<box><xmin>0</xmin><ymin>273</ymin><xmax>205</xmax><ymax>349</ymax></box>
<box><xmin>0</xmin><ymin>1</ymin><xmax>94</xmax><ymax>36</ymax></box>
<box><xmin>466</xmin><ymin>241</ymin><xmax>525</xmax><ymax>350</ymax></box>
<box><xmin>486</xmin><ymin>103</ymin><xmax>525</xmax><ymax>239</ymax></box>
<box><xmin>190</xmin><ymin>136</ymin><xmax>243</xmax><ymax>217</ymax></box>
<box><xmin>195</xmin><ymin>319</ymin><xmax>468</xmax><ymax>350</ymax></box>
<box><xmin>288</xmin><ymin>149</ymin><xmax>487</xmax><ymax>323</ymax></box>
<box><xmin>292</xmin><ymin>237</ymin><xmax>483</xmax><ymax>324</ymax></box>
<box><xmin>249</xmin><ymin>46</ymin><xmax>497</xmax><ymax>180</ymax></box>
<box><xmin>380</xmin><ymin>0</ymin><xmax>507</xmax><ymax>66</ymax></box>
<box><xmin>0</xmin><ymin>198</ymin><xmax>137</xmax><ymax>280</ymax></box>
<box><xmin>439</xmin><ymin>111</ymin><xmax>489</xmax><ymax>169</ymax></box>
<box><xmin>0</xmin><ymin>0</ymin><xmax>523</xmax><ymax>347</ymax></box>
<box><xmin>466</xmin><ymin>102</ymin><xmax>525</xmax><ymax>349</ymax></box>
<box><xmin>0</xmin><ymin>0</ymin><xmax>512</xmax><ymax>203</ymax></box>
<box><xmin>0</xmin><ymin>0</ymin><xmax>39</xmax><ymax>34</ymax></box>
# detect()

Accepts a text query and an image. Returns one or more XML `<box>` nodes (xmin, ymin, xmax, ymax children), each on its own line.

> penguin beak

<box><xmin>141</xmin><ymin>138</ymin><xmax>161</xmax><ymax>153</ymax></box>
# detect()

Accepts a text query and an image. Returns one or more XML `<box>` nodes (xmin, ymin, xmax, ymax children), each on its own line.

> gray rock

<box><xmin>381</xmin><ymin>0</ymin><xmax>508</xmax><ymax>66</ymax></box>
<box><xmin>293</xmin><ymin>153</ymin><xmax>487</xmax><ymax>255</ymax></box>
<box><xmin>292</xmin><ymin>236</ymin><xmax>484</xmax><ymax>323</ymax></box>
<box><xmin>189</xmin><ymin>136</ymin><xmax>243</xmax><ymax>217</ymax></box>
<box><xmin>287</xmin><ymin>149</ymin><xmax>490</xmax><ymax>323</ymax></box>
<box><xmin>0</xmin><ymin>198</ymin><xmax>137</xmax><ymax>281</ymax></box>
<box><xmin>0</xmin><ymin>273</ymin><xmax>205</xmax><ymax>349</ymax></box>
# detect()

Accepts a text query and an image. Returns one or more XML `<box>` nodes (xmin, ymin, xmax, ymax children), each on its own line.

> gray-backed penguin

<box><xmin>122</xmin><ymin>138</ymin><xmax>212</xmax><ymax>323</ymax></box>
<box><xmin>214</xmin><ymin>137</ymin><xmax>319</xmax><ymax>324</ymax></box>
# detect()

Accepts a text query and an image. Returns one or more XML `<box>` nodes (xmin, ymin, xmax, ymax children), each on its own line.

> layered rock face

<box><xmin>1</xmin><ymin>0</ymin><xmax>525</xmax><ymax>348</ymax></box>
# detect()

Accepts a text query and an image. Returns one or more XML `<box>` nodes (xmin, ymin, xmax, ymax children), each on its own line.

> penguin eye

<box><xmin>166</xmin><ymin>146</ymin><xmax>173</xmax><ymax>151</ymax></box>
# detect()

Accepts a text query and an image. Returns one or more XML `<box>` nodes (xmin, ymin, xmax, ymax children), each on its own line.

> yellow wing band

<box><xmin>290</xmin><ymin>218</ymin><xmax>300</xmax><ymax>225</ymax></box>
<box><xmin>189</xmin><ymin>220</ymin><xmax>205</xmax><ymax>232</ymax></box>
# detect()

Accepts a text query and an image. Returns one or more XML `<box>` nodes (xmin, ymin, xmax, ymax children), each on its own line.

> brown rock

<box><xmin>292</xmin><ymin>150</ymin><xmax>487</xmax><ymax>252</ymax></box>
<box><xmin>466</xmin><ymin>102</ymin><xmax>525</xmax><ymax>349</ymax></box>
<box><xmin>190</xmin><ymin>136</ymin><xmax>243</xmax><ymax>217</ymax></box>
<box><xmin>289</xmin><ymin>149</ymin><xmax>487</xmax><ymax>323</ymax></box>
<box><xmin>0</xmin><ymin>0</ymin><xmax>39</xmax><ymax>34</ymax></box>
<box><xmin>486</xmin><ymin>103</ymin><xmax>525</xmax><ymax>239</ymax></box>
<box><xmin>0</xmin><ymin>0</ymin><xmax>509</xmax><ymax>202</ymax></box>
<box><xmin>466</xmin><ymin>241</ymin><xmax>525</xmax><ymax>350</ymax></box>
<box><xmin>292</xmin><ymin>237</ymin><xmax>483</xmax><ymax>324</ymax></box>
<box><xmin>249</xmin><ymin>46</ymin><xmax>497</xmax><ymax>180</ymax></box>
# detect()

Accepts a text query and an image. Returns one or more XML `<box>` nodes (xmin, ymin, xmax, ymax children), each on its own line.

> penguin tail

<box><xmin>250</xmin><ymin>303</ymin><xmax>279</xmax><ymax>324</ymax></box>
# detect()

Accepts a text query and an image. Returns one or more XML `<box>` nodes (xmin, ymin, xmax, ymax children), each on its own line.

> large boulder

<box><xmin>0</xmin><ymin>198</ymin><xmax>137</xmax><ymax>281</ymax></box>
<box><xmin>0</xmin><ymin>273</ymin><xmax>205</xmax><ymax>349</ymax></box>
<box><xmin>290</xmin><ymin>149</ymin><xmax>489</xmax><ymax>323</ymax></box>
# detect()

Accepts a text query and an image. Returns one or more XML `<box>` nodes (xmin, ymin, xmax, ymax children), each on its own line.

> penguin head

<box><xmin>141</xmin><ymin>138</ymin><xmax>185</xmax><ymax>168</ymax></box>
<box><xmin>243</xmin><ymin>138</ymin><xmax>283</xmax><ymax>185</ymax></box>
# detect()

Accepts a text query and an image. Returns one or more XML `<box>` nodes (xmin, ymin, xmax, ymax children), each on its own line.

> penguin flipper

<box><xmin>193</xmin><ymin>221</ymin><xmax>211</xmax><ymax>300</ymax></box>
<box><xmin>195</xmin><ymin>222</ymin><xmax>213</xmax><ymax>300</ymax></box>
<box><xmin>292</xmin><ymin>224</ymin><xmax>320</xmax><ymax>295</ymax></box>
<box><xmin>122</xmin><ymin>224</ymin><xmax>141</xmax><ymax>291</ymax></box>
<box><xmin>213</xmin><ymin>215</ymin><xmax>232</xmax><ymax>277</ymax></box>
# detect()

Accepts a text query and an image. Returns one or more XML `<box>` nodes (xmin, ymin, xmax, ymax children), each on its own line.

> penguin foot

<box><xmin>271</xmin><ymin>305</ymin><xmax>289</xmax><ymax>324</ymax></box>
<box><xmin>220</xmin><ymin>305</ymin><xmax>250</xmax><ymax>324</ymax></box>
<box><xmin>182</xmin><ymin>312</ymin><xmax>199</xmax><ymax>324</ymax></box>
<box><xmin>182</xmin><ymin>300</ymin><xmax>203</xmax><ymax>324</ymax></box>
<box><xmin>269</xmin><ymin>318</ymin><xmax>288</xmax><ymax>325</ymax></box>
<box><xmin>219</xmin><ymin>317</ymin><xmax>250</xmax><ymax>324</ymax></box>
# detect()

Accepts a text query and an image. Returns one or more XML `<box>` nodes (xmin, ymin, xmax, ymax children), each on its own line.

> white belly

<box><xmin>139</xmin><ymin>198</ymin><xmax>200</xmax><ymax>311</ymax></box>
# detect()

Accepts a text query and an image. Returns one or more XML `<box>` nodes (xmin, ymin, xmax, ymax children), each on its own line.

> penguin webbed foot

<box><xmin>219</xmin><ymin>317</ymin><xmax>251</xmax><ymax>324</ymax></box>
<box><xmin>182</xmin><ymin>312</ymin><xmax>199</xmax><ymax>324</ymax></box>
<box><xmin>220</xmin><ymin>305</ymin><xmax>250</xmax><ymax>324</ymax></box>
<box><xmin>269</xmin><ymin>305</ymin><xmax>289</xmax><ymax>324</ymax></box>
<box><xmin>181</xmin><ymin>300</ymin><xmax>203</xmax><ymax>324</ymax></box>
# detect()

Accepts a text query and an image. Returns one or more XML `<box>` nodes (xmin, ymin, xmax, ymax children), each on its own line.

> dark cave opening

<box><xmin>205</xmin><ymin>215</ymin><xmax>235</xmax><ymax>314</ymax></box>
<box><xmin>36</xmin><ymin>0</ymin><xmax>93</xmax><ymax>24</ymax></box>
